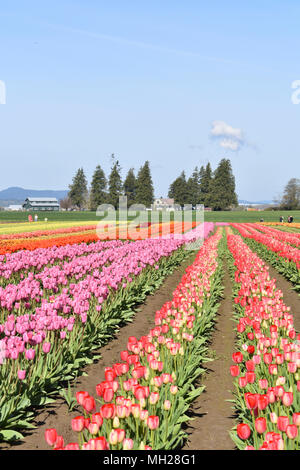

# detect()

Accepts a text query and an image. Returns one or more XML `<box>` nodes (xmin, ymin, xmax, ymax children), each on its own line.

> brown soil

<box><xmin>266</xmin><ymin>264</ymin><xmax>300</xmax><ymax>333</ymax></box>
<box><xmin>182</xmin><ymin>257</ymin><xmax>236</xmax><ymax>450</ymax></box>
<box><xmin>0</xmin><ymin>252</ymin><xmax>197</xmax><ymax>451</ymax></box>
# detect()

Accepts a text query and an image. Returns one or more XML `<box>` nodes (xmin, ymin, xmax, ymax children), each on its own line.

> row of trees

<box><xmin>168</xmin><ymin>158</ymin><xmax>238</xmax><ymax>211</ymax></box>
<box><xmin>64</xmin><ymin>156</ymin><xmax>155</xmax><ymax>210</ymax></box>
<box><xmin>278</xmin><ymin>178</ymin><xmax>300</xmax><ymax>210</ymax></box>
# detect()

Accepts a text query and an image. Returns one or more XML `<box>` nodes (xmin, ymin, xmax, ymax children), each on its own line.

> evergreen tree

<box><xmin>186</xmin><ymin>166</ymin><xmax>201</xmax><ymax>207</ymax></box>
<box><xmin>89</xmin><ymin>165</ymin><xmax>107</xmax><ymax>211</ymax></box>
<box><xmin>168</xmin><ymin>171</ymin><xmax>189</xmax><ymax>208</ymax></box>
<box><xmin>107</xmin><ymin>155</ymin><xmax>122</xmax><ymax>209</ymax></box>
<box><xmin>207</xmin><ymin>159</ymin><xmax>238</xmax><ymax>210</ymax></box>
<box><xmin>68</xmin><ymin>167</ymin><xmax>88</xmax><ymax>209</ymax></box>
<box><xmin>200</xmin><ymin>163</ymin><xmax>213</xmax><ymax>207</ymax></box>
<box><xmin>280</xmin><ymin>178</ymin><xmax>300</xmax><ymax>210</ymax></box>
<box><xmin>123</xmin><ymin>168</ymin><xmax>137</xmax><ymax>207</ymax></box>
<box><xmin>198</xmin><ymin>165</ymin><xmax>206</xmax><ymax>204</ymax></box>
<box><xmin>135</xmin><ymin>161</ymin><xmax>154</xmax><ymax>207</ymax></box>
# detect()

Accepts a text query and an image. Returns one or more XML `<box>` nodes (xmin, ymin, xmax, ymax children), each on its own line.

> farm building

<box><xmin>23</xmin><ymin>197</ymin><xmax>60</xmax><ymax>211</ymax></box>
<box><xmin>152</xmin><ymin>197</ymin><xmax>176</xmax><ymax>211</ymax></box>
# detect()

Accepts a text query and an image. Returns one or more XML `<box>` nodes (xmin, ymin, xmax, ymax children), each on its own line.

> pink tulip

<box><xmin>286</xmin><ymin>424</ymin><xmax>298</xmax><ymax>439</ymax></box>
<box><xmin>17</xmin><ymin>369</ymin><xmax>26</xmax><ymax>380</ymax></box>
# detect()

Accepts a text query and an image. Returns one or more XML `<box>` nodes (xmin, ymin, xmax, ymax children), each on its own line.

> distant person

<box><xmin>279</xmin><ymin>216</ymin><xmax>284</xmax><ymax>223</ymax></box>
<box><xmin>44</xmin><ymin>217</ymin><xmax>48</xmax><ymax>222</ymax></box>
<box><xmin>290</xmin><ymin>215</ymin><xmax>294</xmax><ymax>223</ymax></box>
<box><xmin>28</xmin><ymin>215</ymin><xmax>33</xmax><ymax>222</ymax></box>
<box><xmin>34</xmin><ymin>214</ymin><xmax>38</xmax><ymax>222</ymax></box>
<box><xmin>260</xmin><ymin>218</ymin><xmax>264</xmax><ymax>222</ymax></box>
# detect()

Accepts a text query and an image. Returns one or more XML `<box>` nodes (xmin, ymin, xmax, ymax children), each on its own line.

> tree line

<box><xmin>63</xmin><ymin>156</ymin><xmax>238</xmax><ymax>212</ymax></box>
<box><xmin>276</xmin><ymin>178</ymin><xmax>300</xmax><ymax>210</ymax></box>
<box><xmin>63</xmin><ymin>155</ymin><xmax>155</xmax><ymax>210</ymax></box>
<box><xmin>168</xmin><ymin>158</ymin><xmax>238</xmax><ymax>210</ymax></box>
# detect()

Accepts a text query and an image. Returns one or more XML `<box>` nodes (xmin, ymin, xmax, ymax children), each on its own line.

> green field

<box><xmin>0</xmin><ymin>209</ymin><xmax>299</xmax><ymax>224</ymax></box>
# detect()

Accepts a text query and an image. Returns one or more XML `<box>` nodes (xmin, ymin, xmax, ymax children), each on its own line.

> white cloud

<box><xmin>219</xmin><ymin>138</ymin><xmax>240</xmax><ymax>151</ymax></box>
<box><xmin>210</xmin><ymin>120</ymin><xmax>244</xmax><ymax>151</ymax></box>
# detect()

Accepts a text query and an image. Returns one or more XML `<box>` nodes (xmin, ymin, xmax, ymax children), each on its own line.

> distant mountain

<box><xmin>238</xmin><ymin>199</ymin><xmax>275</xmax><ymax>206</ymax></box>
<box><xmin>0</xmin><ymin>187</ymin><xmax>68</xmax><ymax>206</ymax></box>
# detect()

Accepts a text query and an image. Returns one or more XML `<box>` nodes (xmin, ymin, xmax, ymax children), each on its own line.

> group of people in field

<box><xmin>279</xmin><ymin>215</ymin><xmax>294</xmax><ymax>223</ymax></box>
<box><xmin>259</xmin><ymin>215</ymin><xmax>295</xmax><ymax>223</ymax></box>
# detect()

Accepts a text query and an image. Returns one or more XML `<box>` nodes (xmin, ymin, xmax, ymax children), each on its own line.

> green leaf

<box><xmin>0</xmin><ymin>429</ymin><xmax>24</xmax><ymax>441</ymax></box>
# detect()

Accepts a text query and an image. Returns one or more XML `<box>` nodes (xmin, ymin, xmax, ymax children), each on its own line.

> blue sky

<box><xmin>0</xmin><ymin>0</ymin><xmax>299</xmax><ymax>201</ymax></box>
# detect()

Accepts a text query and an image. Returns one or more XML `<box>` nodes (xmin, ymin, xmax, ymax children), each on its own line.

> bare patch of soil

<box><xmin>182</xmin><ymin>258</ymin><xmax>236</xmax><ymax>450</ymax></box>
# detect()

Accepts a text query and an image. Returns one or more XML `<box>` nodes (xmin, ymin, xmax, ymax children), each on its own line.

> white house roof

<box><xmin>26</xmin><ymin>202</ymin><xmax>60</xmax><ymax>207</ymax></box>
<box><xmin>25</xmin><ymin>197</ymin><xmax>59</xmax><ymax>202</ymax></box>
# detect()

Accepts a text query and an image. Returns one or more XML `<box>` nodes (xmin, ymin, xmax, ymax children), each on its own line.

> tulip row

<box><xmin>227</xmin><ymin>229</ymin><xmax>300</xmax><ymax>450</ymax></box>
<box><xmin>0</xmin><ymin>224</ymin><xmax>215</xmax><ymax>318</ymax></box>
<box><xmin>261</xmin><ymin>222</ymin><xmax>300</xmax><ymax>231</ymax></box>
<box><xmin>0</xmin><ymin>220</ymin><xmax>98</xmax><ymax>236</ymax></box>
<box><xmin>0</xmin><ymin>225</ymin><xmax>214</xmax><ymax>442</ymax></box>
<box><xmin>0</xmin><ymin>239</ymin><xmax>126</xmax><ymax>286</ymax></box>
<box><xmin>251</xmin><ymin>224</ymin><xmax>300</xmax><ymax>248</ymax></box>
<box><xmin>43</xmin><ymin>228</ymin><xmax>225</xmax><ymax>450</ymax></box>
<box><xmin>0</xmin><ymin>224</ymin><xmax>98</xmax><ymax>241</ymax></box>
<box><xmin>231</xmin><ymin>223</ymin><xmax>300</xmax><ymax>291</ymax></box>
<box><xmin>0</xmin><ymin>221</ymin><xmax>199</xmax><ymax>255</ymax></box>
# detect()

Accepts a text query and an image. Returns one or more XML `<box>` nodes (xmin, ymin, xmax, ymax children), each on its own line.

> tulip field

<box><xmin>0</xmin><ymin>219</ymin><xmax>299</xmax><ymax>451</ymax></box>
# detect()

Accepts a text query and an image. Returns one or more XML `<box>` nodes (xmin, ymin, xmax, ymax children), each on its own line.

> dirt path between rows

<box><xmin>182</xmin><ymin>257</ymin><xmax>236</xmax><ymax>450</ymax></box>
<box><xmin>266</xmin><ymin>264</ymin><xmax>300</xmax><ymax>333</ymax></box>
<box><xmin>1</xmin><ymin>252</ymin><xmax>198</xmax><ymax>451</ymax></box>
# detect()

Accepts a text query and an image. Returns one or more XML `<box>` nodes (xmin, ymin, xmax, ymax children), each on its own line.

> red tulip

<box><xmin>64</xmin><ymin>443</ymin><xmax>80</xmax><ymax>450</ymax></box>
<box><xmin>287</xmin><ymin>362</ymin><xmax>297</xmax><ymax>373</ymax></box>
<box><xmin>237</xmin><ymin>423</ymin><xmax>251</xmax><ymax>440</ymax></box>
<box><xmin>230</xmin><ymin>365</ymin><xmax>240</xmax><ymax>377</ymax></box>
<box><xmin>277</xmin><ymin>416</ymin><xmax>289</xmax><ymax>432</ymax></box>
<box><xmin>76</xmin><ymin>391</ymin><xmax>89</xmax><ymax>405</ymax></box>
<box><xmin>238</xmin><ymin>376</ymin><xmax>248</xmax><ymax>388</ymax></box>
<box><xmin>105</xmin><ymin>367</ymin><xmax>116</xmax><ymax>382</ymax></box>
<box><xmin>245</xmin><ymin>393</ymin><xmax>258</xmax><ymax>410</ymax></box>
<box><xmin>103</xmin><ymin>387</ymin><xmax>114</xmax><ymax>403</ymax></box>
<box><xmin>53</xmin><ymin>435</ymin><xmax>64</xmax><ymax>450</ymax></box>
<box><xmin>245</xmin><ymin>372</ymin><xmax>256</xmax><ymax>384</ymax></box>
<box><xmin>123</xmin><ymin>438</ymin><xmax>134</xmax><ymax>450</ymax></box>
<box><xmin>120</xmin><ymin>350</ymin><xmax>129</xmax><ymax>361</ymax></box>
<box><xmin>232</xmin><ymin>352</ymin><xmax>243</xmax><ymax>363</ymax></box>
<box><xmin>45</xmin><ymin>428</ymin><xmax>58</xmax><ymax>446</ymax></box>
<box><xmin>263</xmin><ymin>353</ymin><xmax>272</xmax><ymax>364</ymax></box>
<box><xmin>71</xmin><ymin>416</ymin><xmax>85</xmax><ymax>433</ymax></box>
<box><xmin>245</xmin><ymin>360</ymin><xmax>255</xmax><ymax>371</ymax></box>
<box><xmin>293</xmin><ymin>413</ymin><xmax>300</xmax><ymax>426</ymax></box>
<box><xmin>82</xmin><ymin>396</ymin><xmax>96</xmax><ymax>413</ymax></box>
<box><xmin>91</xmin><ymin>413</ymin><xmax>103</xmax><ymax>427</ymax></box>
<box><xmin>259</xmin><ymin>379</ymin><xmax>268</xmax><ymax>390</ymax></box>
<box><xmin>255</xmin><ymin>417</ymin><xmax>267</xmax><ymax>434</ymax></box>
<box><xmin>257</xmin><ymin>395</ymin><xmax>269</xmax><ymax>411</ymax></box>
<box><xmin>286</xmin><ymin>424</ymin><xmax>298</xmax><ymax>440</ymax></box>
<box><xmin>88</xmin><ymin>422</ymin><xmax>99</xmax><ymax>435</ymax></box>
<box><xmin>282</xmin><ymin>392</ymin><xmax>293</xmax><ymax>407</ymax></box>
<box><xmin>100</xmin><ymin>403</ymin><xmax>116</xmax><ymax>419</ymax></box>
<box><xmin>147</xmin><ymin>415</ymin><xmax>159</xmax><ymax>430</ymax></box>
<box><xmin>269</xmin><ymin>364</ymin><xmax>278</xmax><ymax>375</ymax></box>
